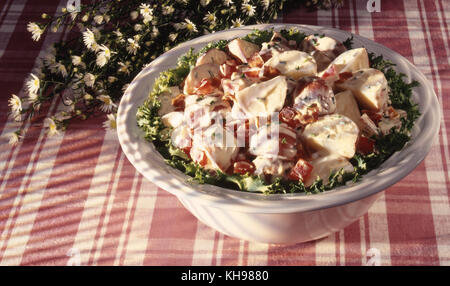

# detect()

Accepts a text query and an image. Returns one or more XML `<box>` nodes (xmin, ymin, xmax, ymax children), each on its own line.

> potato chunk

<box><xmin>196</xmin><ymin>48</ymin><xmax>228</xmax><ymax>66</ymax></box>
<box><xmin>304</xmin><ymin>155</ymin><xmax>354</xmax><ymax>187</ymax></box>
<box><xmin>235</xmin><ymin>75</ymin><xmax>287</xmax><ymax>117</ymax></box>
<box><xmin>320</xmin><ymin>48</ymin><xmax>370</xmax><ymax>79</ymax></box>
<box><xmin>334</xmin><ymin>90</ymin><xmax>361</xmax><ymax>126</ymax></box>
<box><xmin>302</xmin><ymin>114</ymin><xmax>359</xmax><ymax>158</ymax></box>
<box><xmin>336</xmin><ymin>68</ymin><xmax>389</xmax><ymax>111</ymax></box>
<box><xmin>227</xmin><ymin>38</ymin><xmax>260</xmax><ymax>64</ymax></box>
<box><xmin>263</xmin><ymin>50</ymin><xmax>317</xmax><ymax>80</ymax></box>
<box><xmin>183</xmin><ymin>63</ymin><xmax>220</xmax><ymax>95</ymax></box>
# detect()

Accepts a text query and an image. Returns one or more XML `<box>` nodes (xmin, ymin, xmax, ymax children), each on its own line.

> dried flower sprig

<box><xmin>8</xmin><ymin>0</ymin><xmax>343</xmax><ymax>145</ymax></box>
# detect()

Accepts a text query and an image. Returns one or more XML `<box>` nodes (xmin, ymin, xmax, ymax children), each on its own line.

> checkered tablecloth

<box><xmin>0</xmin><ymin>0</ymin><xmax>448</xmax><ymax>266</ymax></box>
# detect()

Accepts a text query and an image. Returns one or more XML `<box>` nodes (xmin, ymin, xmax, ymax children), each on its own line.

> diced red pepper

<box><xmin>288</xmin><ymin>159</ymin><xmax>313</xmax><ymax>182</ymax></box>
<box><xmin>171</xmin><ymin>93</ymin><xmax>185</xmax><ymax>111</ymax></box>
<box><xmin>357</xmin><ymin>136</ymin><xmax>375</xmax><ymax>155</ymax></box>
<box><xmin>279</xmin><ymin>107</ymin><xmax>302</xmax><ymax>129</ymax></box>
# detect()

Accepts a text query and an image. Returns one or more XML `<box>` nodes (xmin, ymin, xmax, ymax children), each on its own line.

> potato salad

<box><xmin>137</xmin><ymin>29</ymin><xmax>419</xmax><ymax>194</ymax></box>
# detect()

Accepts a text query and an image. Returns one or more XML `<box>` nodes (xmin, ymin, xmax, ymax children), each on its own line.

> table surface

<box><xmin>0</xmin><ymin>0</ymin><xmax>449</xmax><ymax>266</ymax></box>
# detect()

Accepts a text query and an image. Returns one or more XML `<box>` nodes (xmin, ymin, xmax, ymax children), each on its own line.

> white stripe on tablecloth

<box><xmin>409</xmin><ymin>0</ymin><xmax>450</xmax><ymax>265</ymax></box>
<box><xmin>113</xmin><ymin>170</ymin><xmax>140</xmax><ymax>266</ymax></box>
<box><xmin>246</xmin><ymin>242</ymin><xmax>269</xmax><ymax>266</ymax></box>
<box><xmin>191</xmin><ymin>224</ymin><xmax>217</xmax><ymax>266</ymax></box>
<box><xmin>314</xmin><ymin>235</ymin><xmax>336</xmax><ymax>265</ymax></box>
<box><xmin>120</xmin><ymin>181</ymin><xmax>158</xmax><ymax>265</ymax></box>
<box><xmin>89</xmin><ymin>152</ymin><xmax>125</xmax><ymax>265</ymax></box>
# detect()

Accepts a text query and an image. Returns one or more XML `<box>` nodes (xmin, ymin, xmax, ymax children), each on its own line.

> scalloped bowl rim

<box><xmin>117</xmin><ymin>24</ymin><xmax>441</xmax><ymax>214</ymax></box>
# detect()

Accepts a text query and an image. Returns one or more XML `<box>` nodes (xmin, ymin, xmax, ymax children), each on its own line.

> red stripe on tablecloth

<box><xmin>19</xmin><ymin>117</ymin><xmax>106</xmax><ymax>265</ymax></box>
<box><xmin>372</xmin><ymin>0</ymin><xmax>439</xmax><ymax>266</ymax></box>
<box><xmin>282</xmin><ymin>6</ymin><xmax>318</xmax><ymax>26</ymax></box>
<box><xmin>352</xmin><ymin>0</ymin><xmax>359</xmax><ymax>35</ymax></box>
<box><xmin>421</xmin><ymin>0</ymin><xmax>450</xmax><ymax>200</ymax></box>
<box><xmin>343</xmin><ymin>220</ymin><xmax>362</xmax><ymax>265</ymax></box>
<box><xmin>337</xmin><ymin>0</ymin><xmax>352</xmax><ymax>32</ymax></box>
<box><xmin>142</xmin><ymin>188</ymin><xmax>198</xmax><ymax>265</ymax></box>
<box><xmin>117</xmin><ymin>174</ymin><xmax>143</xmax><ymax>265</ymax></box>
<box><xmin>242</xmin><ymin>241</ymin><xmax>249</xmax><ymax>265</ymax></box>
<box><xmin>85</xmin><ymin>148</ymin><xmax>123</xmax><ymax>265</ymax></box>
<box><xmin>267</xmin><ymin>240</ymin><xmax>316</xmax><ymax>266</ymax></box>
<box><xmin>210</xmin><ymin>232</ymin><xmax>220</xmax><ymax>266</ymax></box>
<box><xmin>437</xmin><ymin>0</ymin><xmax>450</xmax><ymax>41</ymax></box>
<box><xmin>96</xmin><ymin>157</ymin><xmax>138</xmax><ymax>265</ymax></box>
<box><xmin>335</xmin><ymin>232</ymin><xmax>340</xmax><ymax>265</ymax></box>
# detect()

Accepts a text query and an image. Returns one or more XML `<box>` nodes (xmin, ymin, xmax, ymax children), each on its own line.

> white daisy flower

<box><xmin>223</xmin><ymin>0</ymin><xmax>234</xmax><ymax>6</ymax></box>
<box><xmin>27</xmin><ymin>22</ymin><xmax>43</xmax><ymax>41</ymax></box>
<box><xmin>162</xmin><ymin>5</ymin><xmax>174</xmax><ymax>15</ymax></box>
<box><xmin>96</xmin><ymin>45</ymin><xmax>113</xmax><ymax>67</ymax></box>
<box><xmin>98</xmin><ymin>95</ymin><xmax>117</xmax><ymax>112</ymax></box>
<box><xmin>42</xmin><ymin>51</ymin><xmax>56</xmax><ymax>67</ymax></box>
<box><xmin>44</xmin><ymin>118</ymin><xmax>59</xmax><ymax>137</ymax></box>
<box><xmin>130</xmin><ymin>10</ymin><xmax>139</xmax><ymax>20</ymax></box>
<box><xmin>71</xmin><ymin>55</ymin><xmax>82</xmax><ymax>66</ymax></box>
<box><xmin>51</xmin><ymin>62</ymin><xmax>68</xmax><ymax>78</ymax></box>
<box><xmin>84</xmin><ymin>73</ymin><xmax>96</xmax><ymax>87</ymax></box>
<box><xmin>6</xmin><ymin>131</ymin><xmax>21</xmax><ymax>146</ymax></box>
<box><xmin>83</xmin><ymin>28</ymin><xmax>97</xmax><ymax>51</ymax></box>
<box><xmin>169</xmin><ymin>33</ymin><xmax>178</xmax><ymax>42</ymax></box>
<box><xmin>242</xmin><ymin>3</ymin><xmax>256</xmax><ymax>16</ymax></box>
<box><xmin>126</xmin><ymin>38</ymin><xmax>140</xmax><ymax>55</ymax></box>
<box><xmin>261</xmin><ymin>0</ymin><xmax>271</xmax><ymax>10</ymax></box>
<box><xmin>103</xmin><ymin>113</ymin><xmax>117</xmax><ymax>132</ymax></box>
<box><xmin>107</xmin><ymin>76</ymin><xmax>118</xmax><ymax>83</ymax></box>
<box><xmin>151</xmin><ymin>26</ymin><xmax>159</xmax><ymax>38</ymax></box>
<box><xmin>28</xmin><ymin>92</ymin><xmax>39</xmax><ymax>103</ymax></box>
<box><xmin>139</xmin><ymin>3</ymin><xmax>153</xmax><ymax>18</ymax></box>
<box><xmin>134</xmin><ymin>24</ymin><xmax>143</xmax><ymax>31</ymax></box>
<box><xmin>8</xmin><ymin>94</ymin><xmax>22</xmax><ymax>120</ymax></box>
<box><xmin>203</xmin><ymin>12</ymin><xmax>216</xmax><ymax>24</ymax></box>
<box><xmin>26</xmin><ymin>74</ymin><xmax>40</xmax><ymax>95</ymax></box>
<box><xmin>200</xmin><ymin>0</ymin><xmax>211</xmax><ymax>6</ymax></box>
<box><xmin>117</xmin><ymin>62</ymin><xmax>131</xmax><ymax>75</ymax></box>
<box><xmin>232</xmin><ymin>18</ymin><xmax>244</xmax><ymax>28</ymax></box>
<box><xmin>93</xmin><ymin>15</ymin><xmax>104</xmax><ymax>25</ymax></box>
<box><xmin>183</xmin><ymin>18</ymin><xmax>198</xmax><ymax>33</ymax></box>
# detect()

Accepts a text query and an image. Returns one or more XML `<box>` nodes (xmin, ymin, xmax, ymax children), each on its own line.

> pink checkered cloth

<box><xmin>0</xmin><ymin>0</ymin><xmax>448</xmax><ymax>266</ymax></box>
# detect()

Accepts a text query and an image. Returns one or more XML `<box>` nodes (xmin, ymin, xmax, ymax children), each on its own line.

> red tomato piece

<box><xmin>288</xmin><ymin>159</ymin><xmax>313</xmax><ymax>182</ymax></box>
<box><xmin>233</xmin><ymin>160</ymin><xmax>256</xmax><ymax>175</ymax></box>
<box><xmin>357</xmin><ymin>136</ymin><xmax>375</xmax><ymax>155</ymax></box>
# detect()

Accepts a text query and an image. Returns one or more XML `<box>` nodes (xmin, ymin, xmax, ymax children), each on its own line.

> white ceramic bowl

<box><xmin>117</xmin><ymin>24</ymin><xmax>440</xmax><ymax>244</ymax></box>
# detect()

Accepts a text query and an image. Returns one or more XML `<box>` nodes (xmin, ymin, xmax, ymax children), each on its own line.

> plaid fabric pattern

<box><xmin>0</xmin><ymin>0</ymin><xmax>448</xmax><ymax>265</ymax></box>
